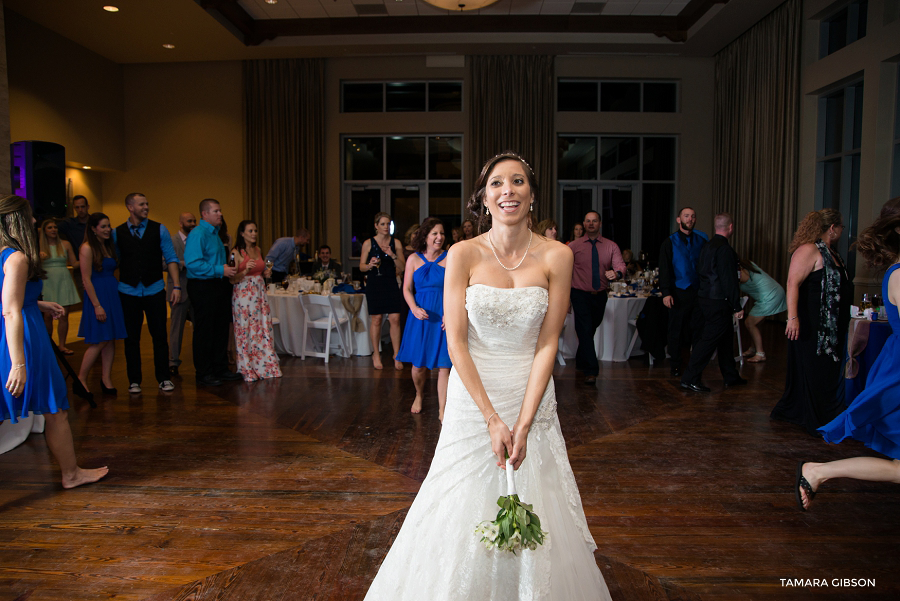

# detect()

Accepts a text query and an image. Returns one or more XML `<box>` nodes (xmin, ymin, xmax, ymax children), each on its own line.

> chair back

<box><xmin>301</xmin><ymin>294</ymin><xmax>335</xmax><ymax>323</ymax></box>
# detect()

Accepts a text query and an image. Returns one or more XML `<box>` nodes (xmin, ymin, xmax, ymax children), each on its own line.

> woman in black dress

<box><xmin>771</xmin><ymin>209</ymin><xmax>850</xmax><ymax>436</ymax></box>
<box><xmin>359</xmin><ymin>212</ymin><xmax>406</xmax><ymax>370</ymax></box>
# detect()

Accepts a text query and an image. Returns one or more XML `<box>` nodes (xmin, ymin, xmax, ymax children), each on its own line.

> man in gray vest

<box><xmin>167</xmin><ymin>212</ymin><xmax>196</xmax><ymax>377</ymax></box>
<box><xmin>114</xmin><ymin>193</ymin><xmax>182</xmax><ymax>394</ymax></box>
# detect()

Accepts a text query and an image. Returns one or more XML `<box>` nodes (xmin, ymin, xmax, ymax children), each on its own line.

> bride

<box><xmin>364</xmin><ymin>152</ymin><xmax>612</xmax><ymax>600</ymax></box>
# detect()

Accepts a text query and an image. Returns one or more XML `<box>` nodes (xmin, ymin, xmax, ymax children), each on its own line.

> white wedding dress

<box><xmin>364</xmin><ymin>285</ymin><xmax>612</xmax><ymax>601</ymax></box>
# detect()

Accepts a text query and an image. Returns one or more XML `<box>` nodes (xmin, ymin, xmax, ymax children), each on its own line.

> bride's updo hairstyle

<box><xmin>0</xmin><ymin>194</ymin><xmax>45</xmax><ymax>281</ymax></box>
<box><xmin>855</xmin><ymin>196</ymin><xmax>900</xmax><ymax>269</ymax></box>
<box><xmin>467</xmin><ymin>151</ymin><xmax>538</xmax><ymax>235</ymax></box>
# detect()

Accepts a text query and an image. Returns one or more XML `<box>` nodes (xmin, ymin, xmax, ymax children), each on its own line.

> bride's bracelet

<box><xmin>486</xmin><ymin>411</ymin><xmax>499</xmax><ymax>427</ymax></box>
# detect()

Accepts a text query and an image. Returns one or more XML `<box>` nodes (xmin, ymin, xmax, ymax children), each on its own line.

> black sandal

<box><xmin>795</xmin><ymin>461</ymin><xmax>817</xmax><ymax>512</ymax></box>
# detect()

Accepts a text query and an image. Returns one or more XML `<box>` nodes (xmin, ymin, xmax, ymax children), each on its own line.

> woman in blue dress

<box><xmin>0</xmin><ymin>194</ymin><xmax>108</xmax><ymax>488</ymax></box>
<box><xmin>76</xmin><ymin>213</ymin><xmax>127</xmax><ymax>400</ymax></box>
<box><xmin>395</xmin><ymin>217</ymin><xmax>451</xmax><ymax>420</ymax></box>
<box><xmin>796</xmin><ymin>197</ymin><xmax>900</xmax><ymax>510</ymax></box>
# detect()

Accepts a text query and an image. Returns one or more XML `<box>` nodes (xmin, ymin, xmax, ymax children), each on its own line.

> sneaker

<box><xmin>128</xmin><ymin>383</ymin><xmax>142</xmax><ymax>394</ymax></box>
<box><xmin>159</xmin><ymin>380</ymin><xmax>175</xmax><ymax>392</ymax></box>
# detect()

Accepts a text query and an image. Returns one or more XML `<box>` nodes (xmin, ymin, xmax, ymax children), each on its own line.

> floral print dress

<box><xmin>232</xmin><ymin>250</ymin><xmax>282</xmax><ymax>382</ymax></box>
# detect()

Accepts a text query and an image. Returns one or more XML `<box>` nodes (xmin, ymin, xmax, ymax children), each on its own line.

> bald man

<box><xmin>167</xmin><ymin>212</ymin><xmax>197</xmax><ymax>376</ymax></box>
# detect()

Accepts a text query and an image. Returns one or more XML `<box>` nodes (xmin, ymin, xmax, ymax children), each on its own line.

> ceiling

<box><xmin>3</xmin><ymin>0</ymin><xmax>788</xmax><ymax>63</ymax></box>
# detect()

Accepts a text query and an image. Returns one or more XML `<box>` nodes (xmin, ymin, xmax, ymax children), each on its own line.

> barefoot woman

<box><xmin>0</xmin><ymin>195</ymin><xmax>108</xmax><ymax>488</ymax></box>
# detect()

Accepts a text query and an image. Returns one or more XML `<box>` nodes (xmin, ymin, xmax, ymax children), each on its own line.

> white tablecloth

<box><xmin>267</xmin><ymin>293</ymin><xmax>373</xmax><ymax>357</ymax></box>
<box><xmin>560</xmin><ymin>296</ymin><xmax>650</xmax><ymax>363</ymax></box>
<box><xmin>0</xmin><ymin>412</ymin><xmax>45</xmax><ymax>455</ymax></box>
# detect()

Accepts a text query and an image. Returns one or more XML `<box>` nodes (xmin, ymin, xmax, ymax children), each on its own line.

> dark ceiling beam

<box><xmin>198</xmin><ymin>0</ymin><xmax>731</xmax><ymax>47</ymax></box>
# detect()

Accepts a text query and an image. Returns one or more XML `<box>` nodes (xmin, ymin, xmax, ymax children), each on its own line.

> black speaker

<box><xmin>10</xmin><ymin>141</ymin><xmax>67</xmax><ymax>219</ymax></box>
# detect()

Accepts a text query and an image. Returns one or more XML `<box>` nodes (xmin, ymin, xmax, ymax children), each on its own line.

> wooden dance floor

<box><xmin>1</xmin><ymin>320</ymin><xmax>897</xmax><ymax>600</ymax></box>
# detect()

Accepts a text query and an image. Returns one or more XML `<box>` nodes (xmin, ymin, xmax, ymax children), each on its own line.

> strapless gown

<box><xmin>364</xmin><ymin>285</ymin><xmax>611</xmax><ymax>601</ymax></box>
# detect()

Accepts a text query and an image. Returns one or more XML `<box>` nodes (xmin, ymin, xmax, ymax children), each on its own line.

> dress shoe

<box><xmin>725</xmin><ymin>377</ymin><xmax>749</xmax><ymax>388</ymax></box>
<box><xmin>670</xmin><ymin>367</ymin><xmax>681</xmax><ymax>378</ymax></box>
<box><xmin>680</xmin><ymin>382</ymin><xmax>710</xmax><ymax>393</ymax></box>
<box><xmin>101</xmin><ymin>384</ymin><xmax>117</xmax><ymax>395</ymax></box>
<box><xmin>197</xmin><ymin>375</ymin><xmax>223</xmax><ymax>387</ymax></box>
<box><xmin>217</xmin><ymin>371</ymin><xmax>243</xmax><ymax>382</ymax></box>
<box><xmin>584</xmin><ymin>375</ymin><xmax>597</xmax><ymax>385</ymax></box>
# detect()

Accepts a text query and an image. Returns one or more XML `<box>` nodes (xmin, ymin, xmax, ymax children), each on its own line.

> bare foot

<box><xmin>59</xmin><ymin>347</ymin><xmax>75</xmax><ymax>355</ymax></box>
<box><xmin>394</xmin><ymin>359</ymin><xmax>404</xmax><ymax>370</ymax></box>
<box><xmin>372</xmin><ymin>355</ymin><xmax>383</xmax><ymax>370</ymax></box>
<box><xmin>742</xmin><ymin>347</ymin><xmax>757</xmax><ymax>358</ymax></box>
<box><xmin>411</xmin><ymin>395</ymin><xmax>423</xmax><ymax>414</ymax></box>
<box><xmin>62</xmin><ymin>466</ymin><xmax>109</xmax><ymax>489</ymax></box>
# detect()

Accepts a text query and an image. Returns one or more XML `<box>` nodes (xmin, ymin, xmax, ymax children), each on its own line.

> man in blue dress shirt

<box><xmin>184</xmin><ymin>198</ymin><xmax>240</xmax><ymax>386</ymax></box>
<box><xmin>114</xmin><ymin>193</ymin><xmax>182</xmax><ymax>394</ymax></box>
<box><xmin>265</xmin><ymin>228</ymin><xmax>310</xmax><ymax>283</ymax></box>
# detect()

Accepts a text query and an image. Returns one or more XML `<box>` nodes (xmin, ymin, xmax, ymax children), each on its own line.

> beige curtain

<box><xmin>713</xmin><ymin>0</ymin><xmax>800</xmax><ymax>286</ymax></box>
<box><xmin>468</xmin><ymin>56</ymin><xmax>555</xmax><ymax>223</ymax></box>
<box><xmin>244</xmin><ymin>59</ymin><xmax>326</xmax><ymax>251</ymax></box>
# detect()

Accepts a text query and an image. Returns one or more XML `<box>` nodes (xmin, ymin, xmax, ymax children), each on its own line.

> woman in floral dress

<box><xmin>230</xmin><ymin>220</ymin><xmax>281</xmax><ymax>382</ymax></box>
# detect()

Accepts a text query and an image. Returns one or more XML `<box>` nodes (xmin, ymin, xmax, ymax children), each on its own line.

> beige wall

<box><xmin>6</xmin><ymin>8</ymin><xmax>124</xmax><ymax>179</ymax></box>
<box><xmin>800</xmin><ymin>0</ymin><xmax>900</xmax><ymax>298</ymax></box>
<box><xmin>101</xmin><ymin>61</ymin><xmax>243</xmax><ymax>234</ymax></box>
<box><xmin>0</xmin><ymin>3</ymin><xmax>10</xmax><ymax>193</ymax></box>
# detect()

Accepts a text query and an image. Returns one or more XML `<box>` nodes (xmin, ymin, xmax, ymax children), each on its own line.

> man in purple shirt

<box><xmin>570</xmin><ymin>211</ymin><xmax>626</xmax><ymax>384</ymax></box>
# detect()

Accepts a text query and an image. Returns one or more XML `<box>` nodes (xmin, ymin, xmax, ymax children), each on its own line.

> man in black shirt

<box><xmin>680</xmin><ymin>213</ymin><xmax>746</xmax><ymax>392</ymax></box>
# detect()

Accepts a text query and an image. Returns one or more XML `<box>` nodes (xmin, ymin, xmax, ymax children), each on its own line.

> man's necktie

<box><xmin>131</xmin><ymin>225</ymin><xmax>140</xmax><ymax>238</ymax></box>
<box><xmin>589</xmin><ymin>238</ymin><xmax>601</xmax><ymax>290</ymax></box>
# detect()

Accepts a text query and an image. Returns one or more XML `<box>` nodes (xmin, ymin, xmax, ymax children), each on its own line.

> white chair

<box><xmin>299</xmin><ymin>295</ymin><xmax>350</xmax><ymax>362</ymax></box>
<box><xmin>270</xmin><ymin>317</ymin><xmax>287</xmax><ymax>355</ymax></box>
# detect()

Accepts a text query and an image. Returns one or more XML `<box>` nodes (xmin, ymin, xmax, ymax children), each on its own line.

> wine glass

<box><xmin>372</xmin><ymin>255</ymin><xmax>382</xmax><ymax>276</ymax></box>
<box><xmin>264</xmin><ymin>259</ymin><xmax>273</xmax><ymax>285</ymax></box>
<box><xmin>281</xmin><ymin>279</ymin><xmax>290</xmax><ymax>292</ymax></box>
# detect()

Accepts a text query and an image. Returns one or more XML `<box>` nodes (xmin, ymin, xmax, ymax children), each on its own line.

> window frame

<box><xmin>340</xmin><ymin>80</ymin><xmax>463</xmax><ymax>113</ymax></box>
<box><xmin>556</xmin><ymin>79</ymin><xmax>680</xmax><ymax>113</ymax></box>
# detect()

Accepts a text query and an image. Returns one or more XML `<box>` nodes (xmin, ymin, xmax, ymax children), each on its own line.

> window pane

<box><xmin>821</xmin><ymin>158</ymin><xmax>842</xmax><ymax>211</ymax></box>
<box><xmin>350</xmin><ymin>188</ymin><xmax>382</xmax><ymax>257</ymax></box>
<box><xmin>599</xmin><ymin>137</ymin><xmax>639</xmax><ymax>180</ymax></box>
<box><xmin>642</xmin><ymin>183</ymin><xmax>675</xmax><ymax>265</ymax></box>
<box><xmin>429</xmin><ymin>136</ymin><xmax>462</xmax><ymax>180</ymax></box>
<box><xmin>601</xmin><ymin>187</ymin><xmax>632</xmax><ymax>250</ymax></box>
<box><xmin>558</xmin><ymin>81</ymin><xmax>598</xmax><ymax>112</ymax></box>
<box><xmin>558</xmin><ymin>137</ymin><xmax>597</xmax><ymax>180</ymax></box>
<box><xmin>386</xmin><ymin>137</ymin><xmax>426</xmax><ymax>180</ymax></box>
<box><xmin>561</xmin><ymin>188</ymin><xmax>593</xmax><ymax>244</ymax></box>
<box><xmin>390</xmin><ymin>188</ymin><xmax>421</xmax><ymax>247</ymax></box>
<box><xmin>429</xmin><ymin>82</ymin><xmax>462</xmax><ymax>112</ymax></box>
<box><xmin>824</xmin><ymin>8</ymin><xmax>849</xmax><ymax>56</ymax></box>
<box><xmin>642</xmin><ymin>83</ymin><xmax>677</xmax><ymax>112</ymax></box>
<box><xmin>429</xmin><ymin>183</ymin><xmax>462</xmax><ymax>232</ymax></box>
<box><xmin>386</xmin><ymin>82</ymin><xmax>426</xmax><ymax>112</ymax></box>
<box><xmin>600</xmin><ymin>82</ymin><xmax>640</xmax><ymax>112</ymax></box>
<box><xmin>850</xmin><ymin>82</ymin><xmax>864</xmax><ymax>150</ymax></box>
<box><xmin>824</xmin><ymin>92</ymin><xmax>844</xmax><ymax>156</ymax></box>
<box><xmin>891</xmin><ymin>142</ymin><xmax>900</xmax><ymax>198</ymax></box>
<box><xmin>343</xmin><ymin>83</ymin><xmax>383</xmax><ymax>112</ymax></box>
<box><xmin>642</xmin><ymin>137</ymin><xmax>676</xmax><ymax>181</ymax></box>
<box><xmin>345</xmin><ymin>138</ymin><xmax>383</xmax><ymax>180</ymax></box>
<box><xmin>855</xmin><ymin>0</ymin><xmax>868</xmax><ymax>41</ymax></box>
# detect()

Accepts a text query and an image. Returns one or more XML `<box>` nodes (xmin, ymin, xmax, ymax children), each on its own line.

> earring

<box><xmin>485</xmin><ymin>205</ymin><xmax>490</xmax><ymax>216</ymax></box>
<box><xmin>530</xmin><ymin>203</ymin><xmax>534</xmax><ymax>212</ymax></box>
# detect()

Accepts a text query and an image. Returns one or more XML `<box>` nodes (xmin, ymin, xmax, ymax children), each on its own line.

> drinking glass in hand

<box><xmin>372</xmin><ymin>256</ymin><xmax>382</xmax><ymax>276</ymax></box>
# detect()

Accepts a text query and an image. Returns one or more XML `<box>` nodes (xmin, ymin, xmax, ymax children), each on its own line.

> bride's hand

<box><xmin>509</xmin><ymin>423</ymin><xmax>529</xmax><ymax>470</ymax></box>
<box><xmin>488</xmin><ymin>418</ymin><xmax>513</xmax><ymax>469</ymax></box>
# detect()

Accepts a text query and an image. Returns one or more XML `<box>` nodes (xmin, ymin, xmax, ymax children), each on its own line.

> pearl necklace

<box><xmin>488</xmin><ymin>229</ymin><xmax>533</xmax><ymax>271</ymax></box>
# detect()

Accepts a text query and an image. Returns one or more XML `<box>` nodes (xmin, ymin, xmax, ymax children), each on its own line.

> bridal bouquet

<box><xmin>475</xmin><ymin>460</ymin><xmax>548</xmax><ymax>554</ymax></box>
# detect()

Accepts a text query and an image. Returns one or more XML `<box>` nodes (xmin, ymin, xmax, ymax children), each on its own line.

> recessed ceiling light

<box><xmin>163</xmin><ymin>44</ymin><xmax>175</xmax><ymax>49</ymax></box>
<box><xmin>83</xmin><ymin>165</ymin><xmax>92</xmax><ymax>170</ymax></box>
<box><xmin>265</xmin><ymin>0</ymin><xmax>278</xmax><ymax>4</ymax></box>
<box><xmin>103</xmin><ymin>6</ymin><xmax>119</xmax><ymax>12</ymax></box>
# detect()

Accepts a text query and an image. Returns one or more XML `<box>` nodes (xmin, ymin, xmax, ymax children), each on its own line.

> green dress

<box><xmin>42</xmin><ymin>244</ymin><xmax>80</xmax><ymax>306</ymax></box>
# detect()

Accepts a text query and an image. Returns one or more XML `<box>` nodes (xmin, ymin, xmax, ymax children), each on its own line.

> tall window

<box><xmin>342</xmin><ymin>81</ymin><xmax>462</xmax><ymax>113</ymax></box>
<box><xmin>819</xmin><ymin>0</ymin><xmax>868</xmax><ymax>58</ymax></box>
<box><xmin>557</xmin><ymin>135</ymin><xmax>676</xmax><ymax>260</ymax></box>
<box><xmin>816</xmin><ymin>80</ymin><xmax>863</xmax><ymax>280</ymax></box>
<box><xmin>892</xmin><ymin>68</ymin><xmax>900</xmax><ymax>198</ymax></box>
<box><xmin>342</xmin><ymin>135</ymin><xmax>463</xmax><ymax>263</ymax></box>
